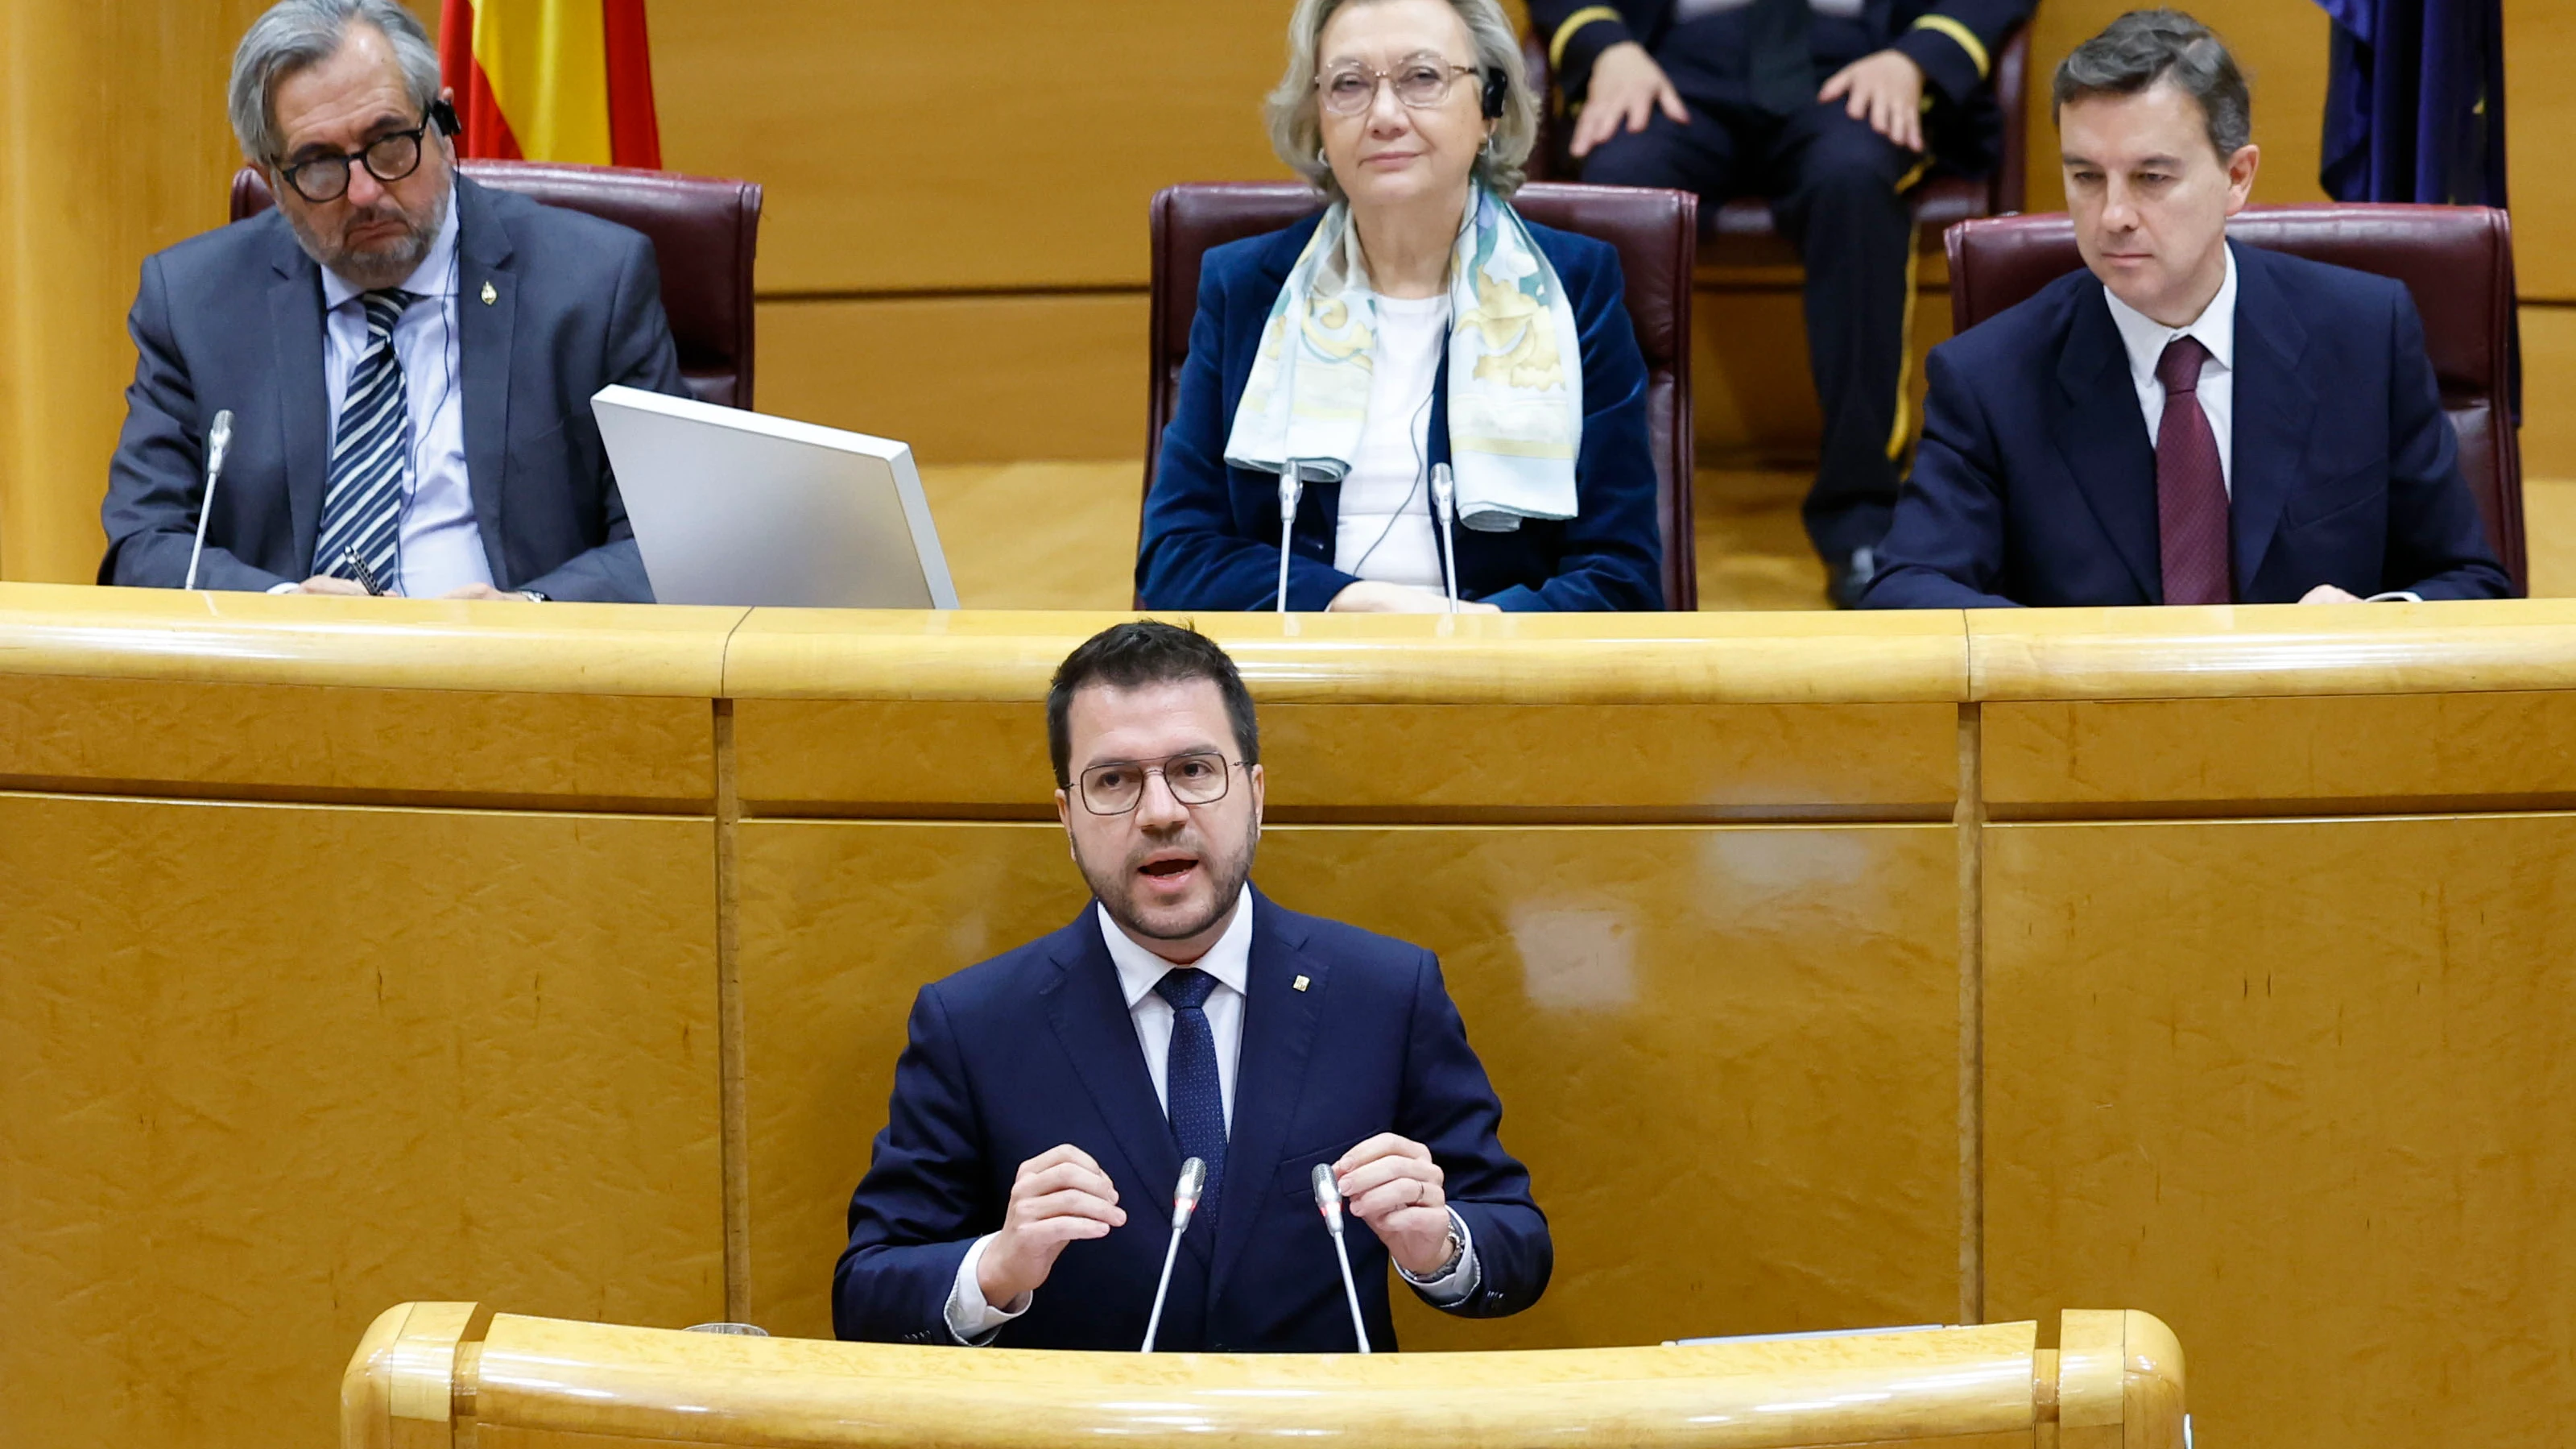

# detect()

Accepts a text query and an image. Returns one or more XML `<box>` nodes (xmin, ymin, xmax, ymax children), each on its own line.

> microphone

<box><xmin>184</xmin><ymin>409</ymin><xmax>234</xmax><ymax>592</ymax></box>
<box><xmin>1429</xmin><ymin>463</ymin><xmax>1461</xmax><ymax>614</ymax></box>
<box><xmin>1275</xmin><ymin>463</ymin><xmax>1308</xmax><ymax>615</ymax></box>
<box><xmin>1139</xmin><ymin>1156</ymin><xmax>1208</xmax><ymax>1352</ymax></box>
<box><xmin>1309</xmin><ymin>1162</ymin><xmax>1372</xmax><ymax>1354</ymax></box>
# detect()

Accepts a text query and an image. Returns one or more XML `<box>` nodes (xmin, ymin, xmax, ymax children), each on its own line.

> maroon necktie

<box><xmin>2154</xmin><ymin>335</ymin><xmax>2231</xmax><ymax>605</ymax></box>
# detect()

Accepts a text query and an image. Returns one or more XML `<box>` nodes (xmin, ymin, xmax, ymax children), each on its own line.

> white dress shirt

<box><xmin>943</xmin><ymin>888</ymin><xmax>1478</xmax><ymax>1343</ymax></box>
<box><xmin>312</xmin><ymin>198</ymin><xmax>494</xmax><ymax>596</ymax></box>
<box><xmin>1332</xmin><ymin>294</ymin><xmax>1449</xmax><ymax>593</ymax></box>
<box><xmin>2102</xmin><ymin>245</ymin><xmax>2239</xmax><ymax>497</ymax></box>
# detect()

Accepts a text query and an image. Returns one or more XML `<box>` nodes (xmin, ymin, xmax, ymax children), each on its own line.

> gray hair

<box><xmin>1265</xmin><ymin>0</ymin><xmax>1540</xmax><ymax>201</ymax></box>
<box><xmin>2053</xmin><ymin>9</ymin><xmax>2252</xmax><ymax>159</ymax></box>
<box><xmin>229</xmin><ymin>0</ymin><xmax>442</xmax><ymax>163</ymax></box>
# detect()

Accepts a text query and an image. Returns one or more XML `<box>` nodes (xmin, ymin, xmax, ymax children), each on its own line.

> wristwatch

<box><xmin>519</xmin><ymin>590</ymin><xmax>548</xmax><ymax>602</ymax></box>
<box><xmin>1396</xmin><ymin>1209</ymin><xmax>1466</xmax><ymax>1284</ymax></box>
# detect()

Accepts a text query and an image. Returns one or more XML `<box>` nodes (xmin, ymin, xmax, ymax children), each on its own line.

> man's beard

<box><xmin>1076</xmin><ymin>814</ymin><xmax>1260</xmax><ymax>946</ymax></box>
<box><xmin>287</xmin><ymin>172</ymin><xmax>451</xmax><ymax>291</ymax></box>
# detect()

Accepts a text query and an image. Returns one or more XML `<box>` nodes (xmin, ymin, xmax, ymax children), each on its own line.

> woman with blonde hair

<box><xmin>1137</xmin><ymin>0</ymin><xmax>1664</xmax><ymax>612</ymax></box>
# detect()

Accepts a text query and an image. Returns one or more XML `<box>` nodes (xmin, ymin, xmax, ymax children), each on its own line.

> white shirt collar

<box><xmin>1099</xmin><ymin>887</ymin><xmax>1254</xmax><ymax>1009</ymax></box>
<box><xmin>2103</xmin><ymin>242</ymin><xmax>2237</xmax><ymax>383</ymax></box>
<box><xmin>321</xmin><ymin>185</ymin><xmax>461</xmax><ymax>311</ymax></box>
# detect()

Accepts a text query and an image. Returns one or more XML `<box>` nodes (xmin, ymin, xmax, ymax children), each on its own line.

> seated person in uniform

<box><xmin>100</xmin><ymin>0</ymin><xmax>689</xmax><ymax>601</ymax></box>
<box><xmin>1863</xmin><ymin>10</ymin><xmax>2510</xmax><ymax>608</ymax></box>
<box><xmin>1533</xmin><ymin>0</ymin><xmax>2032</xmax><ymax>606</ymax></box>
<box><xmin>834</xmin><ymin>621</ymin><xmax>1548</xmax><ymax>1351</ymax></box>
<box><xmin>1137</xmin><ymin>0</ymin><xmax>1665</xmax><ymax>613</ymax></box>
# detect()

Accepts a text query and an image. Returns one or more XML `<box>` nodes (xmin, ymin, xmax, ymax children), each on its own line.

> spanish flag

<box><xmin>437</xmin><ymin>0</ymin><xmax>662</xmax><ymax>168</ymax></box>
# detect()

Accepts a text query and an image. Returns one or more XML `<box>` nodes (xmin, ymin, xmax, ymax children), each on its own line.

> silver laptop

<box><xmin>591</xmin><ymin>384</ymin><xmax>960</xmax><ymax>609</ymax></box>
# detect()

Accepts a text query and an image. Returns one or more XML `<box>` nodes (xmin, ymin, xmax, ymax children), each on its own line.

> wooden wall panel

<box><xmin>757</xmin><ymin>294</ymin><xmax>1144</xmax><ymax>463</ymax></box>
<box><xmin>2519</xmin><ymin>304</ymin><xmax>2576</xmax><ymax>478</ymax></box>
<box><xmin>2020</xmin><ymin>0</ymin><xmax>2333</xmax><ymax>215</ymax></box>
<box><xmin>2504</xmin><ymin>0</ymin><xmax>2576</xmax><ymax>300</ymax></box>
<box><xmin>651</xmin><ymin>0</ymin><xmax>1292</xmax><ymax>295</ymax></box>
<box><xmin>735</xmin><ymin>819</ymin><xmax>1962</xmax><ymax>1350</ymax></box>
<box><xmin>0</xmin><ymin>793</ymin><xmax>725</xmax><ymax>1449</ymax></box>
<box><xmin>0</xmin><ymin>0</ymin><xmax>275</xmax><ymax>584</ymax></box>
<box><xmin>1984</xmin><ymin>814</ymin><xmax>2576</xmax><ymax>1449</ymax></box>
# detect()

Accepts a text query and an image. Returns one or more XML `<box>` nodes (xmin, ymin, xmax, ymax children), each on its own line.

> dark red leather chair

<box><xmin>1145</xmin><ymin>181</ymin><xmax>1700</xmax><ymax>610</ymax></box>
<box><xmin>1945</xmin><ymin>204</ymin><xmax>2528</xmax><ymax>590</ymax></box>
<box><xmin>1521</xmin><ymin>23</ymin><xmax>2031</xmax><ymax>264</ymax></box>
<box><xmin>231</xmin><ymin>159</ymin><xmax>764</xmax><ymax>409</ymax></box>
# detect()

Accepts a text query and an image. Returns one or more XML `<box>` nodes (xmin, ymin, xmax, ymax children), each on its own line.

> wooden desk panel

<box><xmin>734</xmin><ymin>699</ymin><xmax>1960</xmax><ymax>818</ymax></box>
<box><xmin>736</xmin><ymin>820</ymin><xmax>1959</xmax><ymax>1348</ymax></box>
<box><xmin>1982</xmin><ymin>692</ymin><xmax>2576</xmax><ymax>817</ymax></box>
<box><xmin>0</xmin><ymin>793</ymin><xmax>726</xmax><ymax>1449</ymax></box>
<box><xmin>0</xmin><ymin>675</ymin><xmax>715</xmax><ymax>809</ymax></box>
<box><xmin>1983</xmin><ymin>814</ymin><xmax>2576</xmax><ymax>1449</ymax></box>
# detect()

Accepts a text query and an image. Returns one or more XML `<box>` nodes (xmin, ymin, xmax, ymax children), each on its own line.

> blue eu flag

<box><xmin>2316</xmin><ymin>0</ymin><xmax>2507</xmax><ymax>205</ymax></box>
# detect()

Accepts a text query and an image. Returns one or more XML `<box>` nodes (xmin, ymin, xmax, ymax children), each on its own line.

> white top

<box><xmin>1332</xmin><ymin>293</ymin><xmax>1449</xmax><ymax>591</ymax></box>
<box><xmin>316</xmin><ymin>197</ymin><xmax>494</xmax><ymax>595</ymax></box>
<box><xmin>2102</xmin><ymin>246</ymin><xmax>2239</xmax><ymax>497</ymax></box>
<box><xmin>1673</xmin><ymin>0</ymin><xmax>1865</xmax><ymax>21</ymax></box>
<box><xmin>941</xmin><ymin>888</ymin><xmax>1479</xmax><ymax>1344</ymax></box>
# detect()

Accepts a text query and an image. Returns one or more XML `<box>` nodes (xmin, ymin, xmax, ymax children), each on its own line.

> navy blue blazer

<box><xmin>833</xmin><ymin>888</ymin><xmax>1550</xmax><ymax>1352</ymax></box>
<box><xmin>1863</xmin><ymin>242</ymin><xmax>2512</xmax><ymax>608</ymax></box>
<box><xmin>1137</xmin><ymin>212</ymin><xmax>1664</xmax><ymax>612</ymax></box>
<box><xmin>101</xmin><ymin>176</ymin><xmax>688</xmax><ymax>601</ymax></box>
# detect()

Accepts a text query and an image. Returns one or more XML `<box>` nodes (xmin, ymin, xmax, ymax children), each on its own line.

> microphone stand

<box><xmin>184</xmin><ymin>409</ymin><xmax>235</xmax><ymax>592</ymax></box>
<box><xmin>1309</xmin><ymin>1163</ymin><xmax>1371</xmax><ymax>1354</ymax></box>
<box><xmin>1430</xmin><ymin>463</ymin><xmax>1461</xmax><ymax>614</ymax></box>
<box><xmin>1276</xmin><ymin>462</ymin><xmax>1308</xmax><ymax>615</ymax></box>
<box><xmin>1141</xmin><ymin>1157</ymin><xmax>1207</xmax><ymax>1352</ymax></box>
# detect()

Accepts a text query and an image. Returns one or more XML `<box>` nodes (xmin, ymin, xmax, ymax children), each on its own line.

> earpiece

<box><xmin>429</xmin><ymin>98</ymin><xmax>461</xmax><ymax>138</ymax></box>
<box><xmin>1480</xmin><ymin>68</ymin><xmax>1509</xmax><ymax>119</ymax></box>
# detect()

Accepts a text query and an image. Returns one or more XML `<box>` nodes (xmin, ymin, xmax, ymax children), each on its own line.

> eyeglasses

<box><xmin>1316</xmin><ymin>60</ymin><xmax>1479</xmax><ymax>116</ymax></box>
<box><xmin>1075</xmin><ymin>751</ymin><xmax>1239</xmax><ymax>816</ymax></box>
<box><xmin>275</xmin><ymin>118</ymin><xmax>432</xmax><ymax>204</ymax></box>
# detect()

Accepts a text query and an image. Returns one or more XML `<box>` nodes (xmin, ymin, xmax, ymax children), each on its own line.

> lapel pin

<box><xmin>480</xmin><ymin>280</ymin><xmax>497</xmax><ymax>305</ymax></box>
<box><xmin>1292</xmin><ymin>975</ymin><xmax>1310</xmax><ymax>992</ymax></box>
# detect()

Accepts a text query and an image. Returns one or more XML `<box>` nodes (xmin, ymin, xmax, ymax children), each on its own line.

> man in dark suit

<box><xmin>1863</xmin><ymin>10</ymin><xmax>2511</xmax><ymax>608</ymax></box>
<box><xmin>834</xmin><ymin>622</ymin><xmax>1549</xmax><ymax>1352</ymax></box>
<box><xmin>1528</xmin><ymin>0</ymin><xmax>2032</xmax><ymax>604</ymax></box>
<box><xmin>101</xmin><ymin>0</ymin><xmax>686</xmax><ymax>602</ymax></box>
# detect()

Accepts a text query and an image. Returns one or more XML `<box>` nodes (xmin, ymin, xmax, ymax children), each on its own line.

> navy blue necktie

<box><xmin>1154</xmin><ymin>968</ymin><xmax>1227</xmax><ymax>1223</ymax></box>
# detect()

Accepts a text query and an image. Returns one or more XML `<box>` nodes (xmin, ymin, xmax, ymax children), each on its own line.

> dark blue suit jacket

<box><xmin>1137</xmin><ymin>213</ymin><xmax>1664</xmax><ymax>612</ymax></box>
<box><xmin>1863</xmin><ymin>242</ymin><xmax>2512</xmax><ymax>607</ymax></box>
<box><xmin>101</xmin><ymin>176</ymin><xmax>688</xmax><ymax>601</ymax></box>
<box><xmin>833</xmin><ymin>888</ymin><xmax>1550</xmax><ymax>1352</ymax></box>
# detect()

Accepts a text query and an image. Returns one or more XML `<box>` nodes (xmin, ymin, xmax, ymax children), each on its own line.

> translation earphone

<box><xmin>428</xmin><ymin>97</ymin><xmax>461</xmax><ymax>138</ymax></box>
<box><xmin>1480</xmin><ymin>67</ymin><xmax>1508</xmax><ymax>119</ymax></box>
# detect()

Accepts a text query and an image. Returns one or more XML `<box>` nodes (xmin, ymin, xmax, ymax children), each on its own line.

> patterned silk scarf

<box><xmin>1222</xmin><ymin>183</ymin><xmax>1583</xmax><ymax>532</ymax></box>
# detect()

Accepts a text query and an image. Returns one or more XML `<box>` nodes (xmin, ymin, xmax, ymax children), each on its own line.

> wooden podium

<box><xmin>342</xmin><ymin>1303</ymin><xmax>2184</xmax><ymax>1449</ymax></box>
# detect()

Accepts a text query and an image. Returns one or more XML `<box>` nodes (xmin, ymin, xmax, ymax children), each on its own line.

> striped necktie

<box><xmin>315</xmin><ymin>288</ymin><xmax>419</xmax><ymax>592</ymax></box>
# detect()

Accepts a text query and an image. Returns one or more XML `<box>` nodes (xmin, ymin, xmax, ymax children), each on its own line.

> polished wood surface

<box><xmin>735</xmin><ymin>821</ymin><xmax>1961</xmax><ymax>1345</ymax></box>
<box><xmin>341</xmin><ymin>1302</ymin><xmax>2188</xmax><ymax>1449</ymax></box>
<box><xmin>1985</xmin><ymin>815</ymin><xmax>2576</xmax><ymax>1448</ymax></box>
<box><xmin>5</xmin><ymin>584</ymin><xmax>2571</xmax><ymax>1449</ymax></box>
<box><xmin>0</xmin><ymin>793</ymin><xmax>724</xmax><ymax>1449</ymax></box>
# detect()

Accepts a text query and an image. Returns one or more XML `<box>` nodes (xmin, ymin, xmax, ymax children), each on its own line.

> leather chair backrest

<box><xmin>1146</xmin><ymin>181</ymin><xmax>1699</xmax><ymax>609</ymax></box>
<box><xmin>1945</xmin><ymin>203</ymin><xmax>2528</xmax><ymax>590</ymax></box>
<box><xmin>233</xmin><ymin>159</ymin><xmax>763</xmax><ymax>410</ymax></box>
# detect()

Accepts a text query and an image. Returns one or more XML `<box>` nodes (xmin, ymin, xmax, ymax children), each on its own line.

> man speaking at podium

<box><xmin>835</xmin><ymin>623</ymin><xmax>1549</xmax><ymax>1351</ymax></box>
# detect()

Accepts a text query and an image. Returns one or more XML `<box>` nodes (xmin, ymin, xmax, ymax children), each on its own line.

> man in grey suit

<box><xmin>101</xmin><ymin>0</ymin><xmax>688</xmax><ymax>601</ymax></box>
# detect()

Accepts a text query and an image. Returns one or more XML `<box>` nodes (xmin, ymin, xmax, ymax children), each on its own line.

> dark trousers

<box><xmin>1583</xmin><ymin>98</ymin><xmax>1921</xmax><ymax>561</ymax></box>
